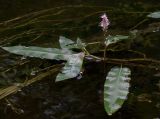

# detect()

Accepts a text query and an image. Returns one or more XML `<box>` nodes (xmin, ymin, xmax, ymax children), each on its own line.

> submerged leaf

<box><xmin>147</xmin><ymin>11</ymin><xmax>160</xmax><ymax>18</ymax></box>
<box><xmin>2</xmin><ymin>46</ymin><xmax>73</xmax><ymax>60</ymax></box>
<box><xmin>105</xmin><ymin>35</ymin><xmax>129</xmax><ymax>46</ymax></box>
<box><xmin>104</xmin><ymin>67</ymin><xmax>131</xmax><ymax>115</ymax></box>
<box><xmin>56</xmin><ymin>52</ymin><xmax>84</xmax><ymax>81</ymax></box>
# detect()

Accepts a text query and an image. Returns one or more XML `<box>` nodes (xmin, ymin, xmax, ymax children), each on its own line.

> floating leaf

<box><xmin>105</xmin><ymin>35</ymin><xmax>129</xmax><ymax>46</ymax></box>
<box><xmin>56</xmin><ymin>52</ymin><xmax>84</xmax><ymax>81</ymax></box>
<box><xmin>147</xmin><ymin>11</ymin><xmax>160</xmax><ymax>18</ymax></box>
<box><xmin>2</xmin><ymin>46</ymin><xmax>73</xmax><ymax>60</ymax></box>
<box><xmin>2</xmin><ymin>46</ymin><xmax>85</xmax><ymax>82</ymax></box>
<box><xmin>104</xmin><ymin>67</ymin><xmax>131</xmax><ymax>115</ymax></box>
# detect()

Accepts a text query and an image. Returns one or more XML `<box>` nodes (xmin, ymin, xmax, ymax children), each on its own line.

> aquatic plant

<box><xmin>1</xmin><ymin>11</ymin><xmax>160</xmax><ymax>116</ymax></box>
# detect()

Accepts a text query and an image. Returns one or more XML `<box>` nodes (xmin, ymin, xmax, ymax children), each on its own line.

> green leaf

<box><xmin>147</xmin><ymin>11</ymin><xmax>160</xmax><ymax>18</ymax></box>
<box><xmin>2</xmin><ymin>46</ymin><xmax>73</xmax><ymax>60</ymax></box>
<box><xmin>59</xmin><ymin>36</ymin><xmax>86</xmax><ymax>50</ymax></box>
<box><xmin>76</xmin><ymin>38</ymin><xmax>86</xmax><ymax>49</ymax></box>
<box><xmin>129</xmin><ymin>30</ymin><xmax>138</xmax><ymax>39</ymax></box>
<box><xmin>104</xmin><ymin>67</ymin><xmax>131</xmax><ymax>115</ymax></box>
<box><xmin>59</xmin><ymin>36</ymin><xmax>75</xmax><ymax>49</ymax></box>
<box><xmin>105</xmin><ymin>35</ymin><xmax>129</xmax><ymax>46</ymax></box>
<box><xmin>56</xmin><ymin>52</ymin><xmax>84</xmax><ymax>81</ymax></box>
<box><xmin>2</xmin><ymin>46</ymin><xmax>85</xmax><ymax>82</ymax></box>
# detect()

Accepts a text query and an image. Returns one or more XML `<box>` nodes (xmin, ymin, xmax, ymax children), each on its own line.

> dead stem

<box><xmin>1</xmin><ymin>60</ymin><xmax>30</xmax><ymax>74</ymax></box>
<box><xmin>130</xmin><ymin>18</ymin><xmax>148</xmax><ymax>30</ymax></box>
<box><xmin>0</xmin><ymin>64</ymin><xmax>62</xmax><ymax>100</ymax></box>
<box><xmin>0</xmin><ymin>5</ymin><xmax>151</xmax><ymax>27</ymax></box>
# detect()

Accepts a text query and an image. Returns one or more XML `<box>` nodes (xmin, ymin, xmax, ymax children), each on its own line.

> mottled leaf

<box><xmin>105</xmin><ymin>35</ymin><xmax>129</xmax><ymax>46</ymax></box>
<box><xmin>147</xmin><ymin>11</ymin><xmax>160</xmax><ymax>18</ymax></box>
<box><xmin>2</xmin><ymin>46</ymin><xmax>85</xmax><ymax>82</ymax></box>
<box><xmin>104</xmin><ymin>67</ymin><xmax>131</xmax><ymax>115</ymax></box>
<box><xmin>56</xmin><ymin>52</ymin><xmax>84</xmax><ymax>81</ymax></box>
<box><xmin>2</xmin><ymin>46</ymin><xmax>73</xmax><ymax>60</ymax></box>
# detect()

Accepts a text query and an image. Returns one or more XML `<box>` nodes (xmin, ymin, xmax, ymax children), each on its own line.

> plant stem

<box><xmin>103</xmin><ymin>32</ymin><xmax>108</xmax><ymax>71</ymax></box>
<box><xmin>86</xmin><ymin>54</ymin><xmax>102</xmax><ymax>60</ymax></box>
<box><xmin>85</xmin><ymin>54</ymin><xmax>160</xmax><ymax>70</ymax></box>
<box><xmin>87</xmin><ymin>41</ymin><xmax>101</xmax><ymax>45</ymax></box>
<box><xmin>103</xmin><ymin>45</ymin><xmax>107</xmax><ymax>60</ymax></box>
<box><xmin>83</xmin><ymin>47</ymin><xmax>90</xmax><ymax>55</ymax></box>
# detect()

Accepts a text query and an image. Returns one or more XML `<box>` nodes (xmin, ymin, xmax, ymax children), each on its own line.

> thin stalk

<box><xmin>83</xmin><ymin>47</ymin><xmax>90</xmax><ymax>55</ymax></box>
<box><xmin>103</xmin><ymin>45</ymin><xmax>107</xmax><ymax>60</ymax></box>
<box><xmin>85</xmin><ymin>54</ymin><xmax>102</xmax><ymax>60</ymax></box>
<box><xmin>130</xmin><ymin>18</ymin><xmax>148</xmax><ymax>30</ymax></box>
<box><xmin>85</xmin><ymin>54</ymin><xmax>160</xmax><ymax>70</ymax></box>
<box><xmin>87</xmin><ymin>41</ymin><xmax>101</xmax><ymax>45</ymax></box>
<box><xmin>103</xmin><ymin>32</ymin><xmax>108</xmax><ymax>72</ymax></box>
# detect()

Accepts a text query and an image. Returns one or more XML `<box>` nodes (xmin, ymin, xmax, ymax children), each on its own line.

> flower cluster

<box><xmin>99</xmin><ymin>13</ymin><xmax>110</xmax><ymax>32</ymax></box>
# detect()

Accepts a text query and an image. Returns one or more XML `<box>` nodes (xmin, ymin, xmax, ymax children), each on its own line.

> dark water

<box><xmin>0</xmin><ymin>0</ymin><xmax>160</xmax><ymax>119</ymax></box>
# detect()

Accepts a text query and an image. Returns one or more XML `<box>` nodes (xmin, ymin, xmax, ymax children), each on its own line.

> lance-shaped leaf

<box><xmin>59</xmin><ymin>36</ymin><xmax>86</xmax><ymax>50</ymax></box>
<box><xmin>2</xmin><ymin>45</ymin><xmax>85</xmax><ymax>82</ymax></box>
<box><xmin>56</xmin><ymin>52</ymin><xmax>84</xmax><ymax>82</ymax></box>
<box><xmin>76</xmin><ymin>38</ymin><xmax>86</xmax><ymax>49</ymax></box>
<box><xmin>147</xmin><ymin>11</ymin><xmax>160</xmax><ymax>18</ymax></box>
<box><xmin>104</xmin><ymin>67</ymin><xmax>131</xmax><ymax>115</ymax></box>
<box><xmin>59</xmin><ymin>36</ymin><xmax>75</xmax><ymax>49</ymax></box>
<box><xmin>1</xmin><ymin>46</ymin><xmax>73</xmax><ymax>60</ymax></box>
<box><xmin>105</xmin><ymin>35</ymin><xmax>129</xmax><ymax>46</ymax></box>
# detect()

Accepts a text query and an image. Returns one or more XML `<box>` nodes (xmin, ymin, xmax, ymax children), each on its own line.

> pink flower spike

<box><xmin>100</xmin><ymin>13</ymin><xmax>110</xmax><ymax>31</ymax></box>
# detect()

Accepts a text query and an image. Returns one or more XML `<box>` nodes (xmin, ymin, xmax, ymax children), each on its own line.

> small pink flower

<box><xmin>99</xmin><ymin>13</ymin><xmax>110</xmax><ymax>31</ymax></box>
